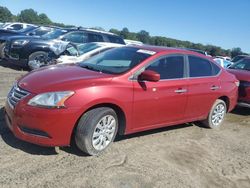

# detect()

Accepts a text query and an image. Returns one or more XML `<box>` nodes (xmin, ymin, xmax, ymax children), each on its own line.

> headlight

<box><xmin>12</xmin><ymin>39</ymin><xmax>29</xmax><ymax>47</ymax></box>
<box><xmin>28</xmin><ymin>91</ymin><xmax>74</xmax><ymax>108</ymax></box>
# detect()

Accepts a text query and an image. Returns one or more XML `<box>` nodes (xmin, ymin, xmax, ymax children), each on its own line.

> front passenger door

<box><xmin>132</xmin><ymin>55</ymin><xmax>188</xmax><ymax>131</ymax></box>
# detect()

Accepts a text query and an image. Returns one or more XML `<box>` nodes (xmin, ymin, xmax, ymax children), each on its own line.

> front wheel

<box><xmin>28</xmin><ymin>51</ymin><xmax>48</xmax><ymax>70</ymax></box>
<box><xmin>75</xmin><ymin>107</ymin><xmax>118</xmax><ymax>156</ymax></box>
<box><xmin>202</xmin><ymin>99</ymin><xmax>227</xmax><ymax>129</ymax></box>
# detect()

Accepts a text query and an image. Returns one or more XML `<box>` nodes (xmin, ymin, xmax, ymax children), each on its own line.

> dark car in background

<box><xmin>227</xmin><ymin>57</ymin><xmax>250</xmax><ymax>108</ymax></box>
<box><xmin>231</xmin><ymin>55</ymin><xmax>249</xmax><ymax>63</ymax></box>
<box><xmin>4</xmin><ymin>28</ymin><xmax>125</xmax><ymax>69</ymax></box>
<box><xmin>0</xmin><ymin>26</ymin><xmax>55</xmax><ymax>58</ymax></box>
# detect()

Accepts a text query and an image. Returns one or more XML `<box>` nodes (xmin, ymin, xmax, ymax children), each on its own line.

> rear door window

<box><xmin>107</xmin><ymin>35</ymin><xmax>125</xmax><ymax>44</ymax></box>
<box><xmin>62</xmin><ymin>32</ymin><xmax>88</xmax><ymax>43</ymax></box>
<box><xmin>188</xmin><ymin>56</ymin><xmax>213</xmax><ymax>77</ymax></box>
<box><xmin>88</xmin><ymin>33</ymin><xmax>104</xmax><ymax>42</ymax></box>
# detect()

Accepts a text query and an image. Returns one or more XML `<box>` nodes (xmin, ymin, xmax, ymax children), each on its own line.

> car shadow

<box><xmin>231</xmin><ymin>106</ymin><xmax>250</xmax><ymax>116</ymax></box>
<box><xmin>115</xmin><ymin>123</ymin><xmax>193</xmax><ymax>142</ymax></box>
<box><xmin>0</xmin><ymin>59</ymin><xmax>29</xmax><ymax>71</ymax></box>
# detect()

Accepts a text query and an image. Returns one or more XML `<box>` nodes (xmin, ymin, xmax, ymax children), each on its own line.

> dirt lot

<box><xmin>0</xmin><ymin>60</ymin><xmax>250</xmax><ymax>188</ymax></box>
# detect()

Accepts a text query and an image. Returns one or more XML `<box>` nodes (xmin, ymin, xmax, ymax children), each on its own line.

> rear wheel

<box><xmin>75</xmin><ymin>107</ymin><xmax>118</xmax><ymax>156</ymax></box>
<box><xmin>202</xmin><ymin>99</ymin><xmax>227</xmax><ymax>129</ymax></box>
<box><xmin>28</xmin><ymin>51</ymin><xmax>48</xmax><ymax>70</ymax></box>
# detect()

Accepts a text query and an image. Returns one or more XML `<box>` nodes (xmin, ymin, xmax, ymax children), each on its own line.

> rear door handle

<box><xmin>175</xmin><ymin>89</ymin><xmax>187</xmax><ymax>93</ymax></box>
<box><xmin>210</xmin><ymin>86</ymin><xmax>220</xmax><ymax>90</ymax></box>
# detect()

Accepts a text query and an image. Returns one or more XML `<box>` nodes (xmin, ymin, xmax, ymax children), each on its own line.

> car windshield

<box><xmin>231</xmin><ymin>56</ymin><xmax>247</xmax><ymax>62</ymax></box>
<box><xmin>41</xmin><ymin>29</ymin><xmax>68</xmax><ymax>40</ymax></box>
<box><xmin>229</xmin><ymin>59</ymin><xmax>250</xmax><ymax>71</ymax></box>
<box><xmin>77</xmin><ymin>43</ymin><xmax>101</xmax><ymax>55</ymax></box>
<box><xmin>79</xmin><ymin>47</ymin><xmax>153</xmax><ymax>74</ymax></box>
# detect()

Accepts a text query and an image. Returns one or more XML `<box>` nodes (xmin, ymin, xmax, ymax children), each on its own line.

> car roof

<box><xmin>127</xmin><ymin>44</ymin><xmax>209</xmax><ymax>57</ymax></box>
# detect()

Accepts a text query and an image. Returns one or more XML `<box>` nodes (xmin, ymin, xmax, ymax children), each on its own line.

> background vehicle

<box><xmin>5</xmin><ymin>46</ymin><xmax>238</xmax><ymax>155</ymax></box>
<box><xmin>231</xmin><ymin>55</ymin><xmax>249</xmax><ymax>63</ymax></box>
<box><xmin>227</xmin><ymin>57</ymin><xmax>250</xmax><ymax>108</ymax></box>
<box><xmin>4</xmin><ymin>28</ymin><xmax>125</xmax><ymax>69</ymax></box>
<box><xmin>0</xmin><ymin>22</ymin><xmax>36</xmax><ymax>31</ymax></box>
<box><xmin>215</xmin><ymin>56</ymin><xmax>231</xmax><ymax>61</ymax></box>
<box><xmin>0</xmin><ymin>26</ymin><xmax>54</xmax><ymax>58</ymax></box>
<box><xmin>214</xmin><ymin>58</ymin><xmax>233</xmax><ymax>68</ymax></box>
<box><xmin>55</xmin><ymin>42</ymin><xmax>124</xmax><ymax>64</ymax></box>
<box><xmin>124</xmin><ymin>39</ymin><xmax>143</xmax><ymax>46</ymax></box>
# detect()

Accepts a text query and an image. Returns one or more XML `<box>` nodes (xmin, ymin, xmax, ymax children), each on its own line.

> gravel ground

<box><xmin>0</xmin><ymin>60</ymin><xmax>250</xmax><ymax>188</ymax></box>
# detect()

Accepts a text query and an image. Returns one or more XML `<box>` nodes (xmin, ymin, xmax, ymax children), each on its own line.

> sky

<box><xmin>1</xmin><ymin>0</ymin><xmax>250</xmax><ymax>53</ymax></box>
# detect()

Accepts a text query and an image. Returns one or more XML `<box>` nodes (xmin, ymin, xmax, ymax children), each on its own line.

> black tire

<box><xmin>28</xmin><ymin>51</ymin><xmax>48</xmax><ymax>70</ymax></box>
<box><xmin>202</xmin><ymin>99</ymin><xmax>227</xmax><ymax>129</ymax></box>
<box><xmin>75</xmin><ymin>107</ymin><xmax>118</xmax><ymax>156</ymax></box>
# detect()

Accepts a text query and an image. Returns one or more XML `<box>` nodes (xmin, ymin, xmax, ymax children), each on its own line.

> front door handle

<box><xmin>210</xmin><ymin>86</ymin><xmax>220</xmax><ymax>90</ymax></box>
<box><xmin>175</xmin><ymin>89</ymin><xmax>187</xmax><ymax>93</ymax></box>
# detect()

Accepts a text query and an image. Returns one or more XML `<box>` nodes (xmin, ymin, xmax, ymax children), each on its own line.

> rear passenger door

<box><xmin>185</xmin><ymin>55</ymin><xmax>221</xmax><ymax>119</ymax></box>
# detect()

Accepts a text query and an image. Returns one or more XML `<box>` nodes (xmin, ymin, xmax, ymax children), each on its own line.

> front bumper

<box><xmin>4</xmin><ymin>46</ymin><xmax>29</xmax><ymax>67</ymax></box>
<box><xmin>4</xmin><ymin>97</ymin><xmax>82</xmax><ymax>147</ymax></box>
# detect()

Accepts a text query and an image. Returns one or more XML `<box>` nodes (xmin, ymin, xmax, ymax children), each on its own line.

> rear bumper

<box><xmin>4</xmin><ymin>98</ymin><xmax>82</xmax><ymax>147</ymax></box>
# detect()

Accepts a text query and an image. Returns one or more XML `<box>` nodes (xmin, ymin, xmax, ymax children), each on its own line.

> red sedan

<box><xmin>4</xmin><ymin>46</ymin><xmax>238</xmax><ymax>155</ymax></box>
<box><xmin>227</xmin><ymin>57</ymin><xmax>250</xmax><ymax>108</ymax></box>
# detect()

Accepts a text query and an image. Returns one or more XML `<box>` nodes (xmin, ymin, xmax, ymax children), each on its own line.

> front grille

<box><xmin>8</xmin><ymin>84</ymin><xmax>30</xmax><ymax>109</ymax></box>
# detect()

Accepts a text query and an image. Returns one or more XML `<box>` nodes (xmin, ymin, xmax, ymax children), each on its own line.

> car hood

<box><xmin>0</xmin><ymin>29</ymin><xmax>23</xmax><ymax>40</ymax></box>
<box><xmin>0</xmin><ymin>29</ymin><xmax>18</xmax><ymax>34</ymax></box>
<box><xmin>227</xmin><ymin>69</ymin><xmax>250</xmax><ymax>82</ymax></box>
<box><xmin>18</xmin><ymin>64</ymin><xmax>113</xmax><ymax>94</ymax></box>
<box><xmin>7</xmin><ymin>35</ymin><xmax>41</xmax><ymax>41</ymax></box>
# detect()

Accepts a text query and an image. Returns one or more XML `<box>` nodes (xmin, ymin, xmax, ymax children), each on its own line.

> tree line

<box><xmin>0</xmin><ymin>6</ymin><xmax>248</xmax><ymax>57</ymax></box>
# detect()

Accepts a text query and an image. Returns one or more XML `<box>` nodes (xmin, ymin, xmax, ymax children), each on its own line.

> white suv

<box><xmin>1</xmin><ymin>22</ymin><xmax>36</xmax><ymax>31</ymax></box>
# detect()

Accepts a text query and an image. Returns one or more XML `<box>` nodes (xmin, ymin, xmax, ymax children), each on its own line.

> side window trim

<box><xmin>131</xmin><ymin>54</ymin><xmax>187</xmax><ymax>81</ymax></box>
<box><xmin>187</xmin><ymin>55</ymin><xmax>222</xmax><ymax>79</ymax></box>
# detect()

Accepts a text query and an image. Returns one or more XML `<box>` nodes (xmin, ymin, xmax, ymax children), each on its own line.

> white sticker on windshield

<box><xmin>137</xmin><ymin>49</ymin><xmax>156</xmax><ymax>55</ymax></box>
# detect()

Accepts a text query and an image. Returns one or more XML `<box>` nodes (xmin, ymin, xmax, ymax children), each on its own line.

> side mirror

<box><xmin>138</xmin><ymin>70</ymin><xmax>160</xmax><ymax>82</ymax></box>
